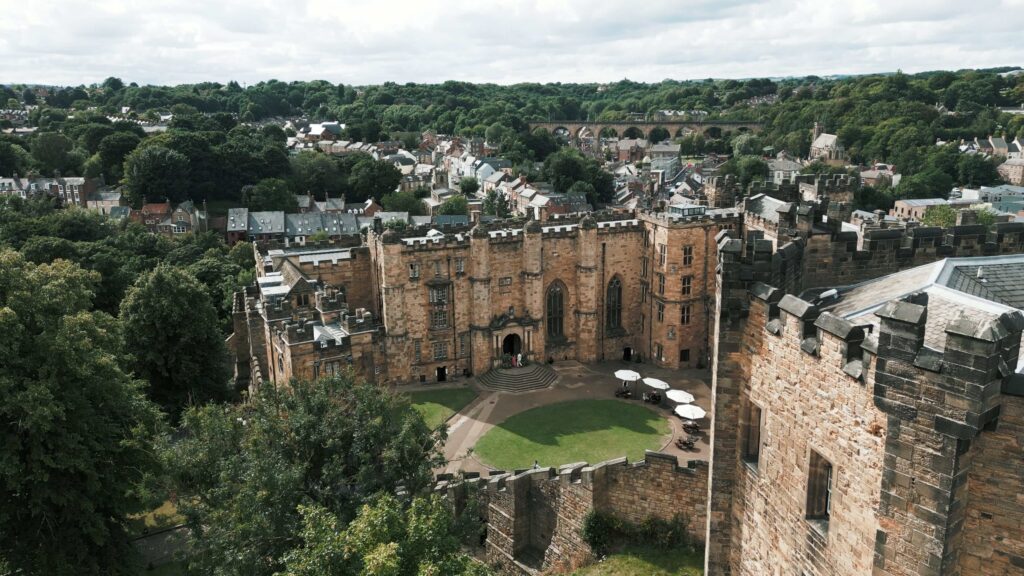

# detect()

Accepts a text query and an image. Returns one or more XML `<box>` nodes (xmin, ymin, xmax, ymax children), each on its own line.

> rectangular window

<box><xmin>414</xmin><ymin>340</ymin><xmax>421</xmax><ymax>363</ymax></box>
<box><xmin>433</xmin><ymin>341</ymin><xmax>447</xmax><ymax>360</ymax></box>
<box><xmin>643</xmin><ymin>232</ymin><xmax>650</xmax><ymax>247</ymax></box>
<box><xmin>743</xmin><ymin>403</ymin><xmax>763</xmax><ymax>465</ymax></box>
<box><xmin>409</xmin><ymin>263</ymin><xmax>420</xmax><ymax>280</ymax></box>
<box><xmin>657</xmin><ymin>303</ymin><xmax>665</xmax><ymax>322</ymax></box>
<box><xmin>682</xmin><ymin>245</ymin><xmax>694</xmax><ymax>266</ymax></box>
<box><xmin>657</xmin><ymin>273</ymin><xmax>665</xmax><ymax>295</ymax></box>
<box><xmin>429</xmin><ymin>286</ymin><xmax>448</xmax><ymax>304</ymax></box>
<box><xmin>655</xmin><ymin>343</ymin><xmax>663</xmax><ymax>361</ymax></box>
<box><xmin>806</xmin><ymin>450</ymin><xmax>833</xmax><ymax>525</ymax></box>
<box><xmin>658</xmin><ymin>243</ymin><xmax>667</xmax><ymax>266</ymax></box>
<box><xmin>641</xmin><ymin>257</ymin><xmax>648</xmax><ymax>278</ymax></box>
<box><xmin>681</xmin><ymin>304</ymin><xmax>692</xmax><ymax>325</ymax></box>
<box><xmin>641</xmin><ymin>281</ymin><xmax>648</xmax><ymax>303</ymax></box>
<box><xmin>296</xmin><ymin>293</ymin><xmax>310</xmax><ymax>307</ymax></box>
<box><xmin>681</xmin><ymin>275</ymin><xmax>692</xmax><ymax>296</ymax></box>
<box><xmin>459</xmin><ymin>332</ymin><xmax>468</xmax><ymax>357</ymax></box>
<box><xmin>499</xmin><ymin>276</ymin><xmax>512</xmax><ymax>294</ymax></box>
<box><xmin>455</xmin><ymin>258</ymin><xmax>465</xmax><ymax>274</ymax></box>
<box><xmin>430</xmin><ymin>309</ymin><xmax>448</xmax><ymax>329</ymax></box>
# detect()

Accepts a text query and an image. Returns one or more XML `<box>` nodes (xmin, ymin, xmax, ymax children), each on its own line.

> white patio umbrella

<box><xmin>614</xmin><ymin>369</ymin><xmax>641</xmax><ymax>382</ymax></box>
<box><xmin>642</xmin><ymin>377</ymin><xmax>670</xmax><ymax>390</ymax></box>
<box><xmin>666</xmin><ymin>389</ymin><xmax>695</xmax><ymax>404</ymax></box>
<box><xmin>674</xmin><ymin>404</ymin><xmax>707</xmax><ymax>420</ymax></box>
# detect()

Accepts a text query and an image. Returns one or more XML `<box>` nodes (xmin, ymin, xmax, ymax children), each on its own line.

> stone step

<box><xmin>477</xmin><ymin>363</ymin><xmax>558</xmax><ymax>393</ymax></box>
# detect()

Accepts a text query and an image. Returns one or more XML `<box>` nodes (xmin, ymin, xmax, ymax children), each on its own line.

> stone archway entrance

<box><xmin>502</xmin><ymin>333</ymin><xmax>523</xmax><ymax>356</ymax></box>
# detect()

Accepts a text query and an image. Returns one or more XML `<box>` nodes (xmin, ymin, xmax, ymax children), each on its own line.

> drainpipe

<box><xmin>600</xmin><ymin>242</ymin><xmax>606</xmax><ymax>360</ymax></box>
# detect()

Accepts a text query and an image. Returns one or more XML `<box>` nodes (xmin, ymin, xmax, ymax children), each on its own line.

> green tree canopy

<box><xmin>122</xmin><ymin>145</ymin><xmax>190</xmax><ymax>205</ymax></box>
<box><xmin>483</xmin><ymin>189</ymin><xmax>513</xmax><ymax>218</ymax></box>
<box><xmin>167</xmin><ymin>375</ymin><xmax>444</xmax><ymax>576</ymax></box>
<box><xmin>242</xmin><ymin>178</ymin><xmax>299</xmax><ymax>212</ymax></box>
<box><xmin>349</xmin><ymin>157</ymin><xmax>402</xmax><ymax>202</ymax></box>
<box><xmin>437</xmin><ymin>194</ymin><xmax>469</xmax><ymax>215</ymax></box>
<box><xmin>381</xmin><ymin>190</ymin><xmax>427</xmax><ymax>215</ymax></box>
<box><xmin>119</xmin><ymin>265</ymin><xmax>230</xmax><ymax>414</ymax></box>
<box><xmin>0</xmin><ymin>250</ymin><xmax>163</xmax><ymax>576</ymax></box>
<box><xmin>459</xmin><ymin>176</ymin><xmax>480</xmax><ymax>196</ymax></box>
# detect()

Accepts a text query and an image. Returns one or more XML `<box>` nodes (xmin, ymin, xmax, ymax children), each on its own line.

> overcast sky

<box><xmin>1</xmin><ymin>0</ymin><xmax>1022</xmax><ymax>86</ymax></box>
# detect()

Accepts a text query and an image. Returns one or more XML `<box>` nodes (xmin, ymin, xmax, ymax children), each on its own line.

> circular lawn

<box><xmin>473</xmin><ymin>399</ymin><xmax>670</xmax><ymax>470</ymax></box>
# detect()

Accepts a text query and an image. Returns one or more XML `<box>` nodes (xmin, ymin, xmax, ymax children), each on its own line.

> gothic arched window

<box><xmin>607</xmin><ymin>277</ymin><xmax>622</xmax><ymax>329</ymax></box>
<box><xmin>547</xmin><ymin>283</ymin><xmax>564</xmax><ymax>338</ymax></box>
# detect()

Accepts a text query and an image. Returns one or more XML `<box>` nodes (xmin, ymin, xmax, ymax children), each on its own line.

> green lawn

<box><xmin>570</xmin><ymin>546</ymin><xmax>703</xmax><ymax>576</ymax></box>
<box><xmin>474</xmin><ymin>399</ymin><xmax>670</xmax><ymax>470</ymax></box>
<box><xmin>405</xmin><ymin>387</ymin><xmax>478</xmax><ymax>430</ymax></box>
<box><xmin>128</xmin><ymin>500</ymin><xmax>185</xmax><ymax>538</ymax></box>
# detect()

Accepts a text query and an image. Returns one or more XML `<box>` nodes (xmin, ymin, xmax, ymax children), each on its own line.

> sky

<box><xmin>1</xmin><ymin>0</ymin><xmax>1022</xmax><ymax>86</ymax></box>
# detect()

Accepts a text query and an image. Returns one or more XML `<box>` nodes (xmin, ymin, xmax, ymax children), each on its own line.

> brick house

<box><xmin>998</xmin><ymin>158</ymin><xmax>1024</xmax><ymax>185</ymax></box>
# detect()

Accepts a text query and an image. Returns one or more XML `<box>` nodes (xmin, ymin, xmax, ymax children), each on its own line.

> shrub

<box><xmin>581</xmin><ymin>511</ymin><xmax>692</xmax><ymax>556</ymax></box>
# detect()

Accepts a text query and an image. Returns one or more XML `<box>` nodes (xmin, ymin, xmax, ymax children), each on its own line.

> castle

<box><xmin>228</xmin><ymin>173</ymin><xmax>1024</xmax><ymax>575</ymax></box>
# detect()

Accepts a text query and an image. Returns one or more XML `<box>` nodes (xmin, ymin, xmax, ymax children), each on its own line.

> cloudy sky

<box><xmin>1</xmin><ymin>0</ymin><xmax>1022</xmax><ymax>86</ymax></box>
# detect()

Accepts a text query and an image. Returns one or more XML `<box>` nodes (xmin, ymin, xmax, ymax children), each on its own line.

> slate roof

<box><xmin>433</xmin><ymin>214</ymin><xmax>470</xmax><ymax>226</ymax></box>
<box><xmin>811</xmin><ymin>133</ymin><xmax>838</xmax><ymax>149</ymax></box>
<box><xmin>248</xmin><ymin>211</ymin><xmax>285</xmax><ymax>235</ymax></box>
<box><xmin>947</xmin><ymin>263</ymin><xmax>1024</xmax><ymax>309</ymax></box>
<box><xmin>745</xmin><ymin>193</ymin><xmax>788</xmax><ymax>223</ymax></box>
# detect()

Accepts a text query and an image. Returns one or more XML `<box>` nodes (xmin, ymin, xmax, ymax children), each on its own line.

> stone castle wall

<box><xmin>437</xmin><ymin>452</ymin><xmax>708</xmax><ymax>576</ymax></box>
<box><xmin>705</xmin><ymin>228</ymin><xmax>1024</xmax><ymax>576</ymax></box>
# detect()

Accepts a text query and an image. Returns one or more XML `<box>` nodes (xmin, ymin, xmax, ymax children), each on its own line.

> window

<box><xmin>658</xmin><ymin>243</ymin><xmax>667</xmax><ymax>266</ymax></box>
<box><xmin>641</xmin><ymin>257</ymin><xmax>649</xmax><ymax>278</ymax></box>
<box><xmin>743</xmin><ymin>403</ymin><xmax>763</xmax><ymax>465</ymax></box>
<box><xmin>296</xmin><ymin>293</ymin><xmax>310</xmax><ymax>307</ymax></box>
<box><xmin>414</xmin><ymin>340</ymin><xmax>421</xmax><ymax>363</ymax></box>
<box><xmin>606</xmin><ymin>278</ymin><xmax>622</xmax><ymax>329</ymax></box>
<box><xmin>455</xmin><ymin>258</ymin><xmax>465</xmax><ymax>274</ymax></box>
<box><xmin>643</xmin><ymin>232</ymin><xmax>650</xmax><ymax>248</ymax></box>
<box><xmin>641</xmin><ymin>281</ymin><xmax>648</xmax><ymax>303</ymax></box>
<box><xmin>433</xmin><ymin>341</ymin><xmax>447</xmax><ymax>360</ymax></box>
<box><xmin>409</xmin><ymin>263</ymin><xmax>420</xmax><ymax>280</ymax></box>
<box><xmin>680</xmin><ymin>304</ymin><xmax>692</xmax><ymax>325</ymax></box>
<box><xmin>430</xmin><ymin>309</ymin><xmax>448</xmax><ymax>329</ymax></box>
<box><xmin>681</xmin><ymin>275</ymin><xmax>692</xmax><ymax>296</ymax></box>
<box><xmin>682</xmin><ymin>245</ymin><xmax>694</xmax><ymax>266</ymax></box>
<box><xmin>429</xmin><ymin>286</ymin><xmax>448</xmax><ymax>304</ymax></box>
<box><xmin>679</xmin><ymin>349</ymin><xmax>690</xmax><ymax>363</ymax></box>
<box><xmin>806</xmin><ymin>450</ymin><xmax>833</xmax><ymax>525</ymax></box>
<box><xmin>546</xmin><ymin>283</ymin><xmax>564</xmax><ymax>338</ymax></box>
<box><xmin>657</xmin><ymin>273</ymin><xmax>665</xmax><ymax>295</ymax></box>
<box><xmin>459</xmin><ymin>333</ymin><xmax>468</xmax><ymax>357</ymax></box>
<box><xmin>657</xmin><ymin>303</ymin><xmax>665</xmax><ymax>322</ymax></box>
<box><xmin>655</xmin><ymin>343</ymin><xmax>663</xmax><ymax>361</ymax></box>
<box><xmin>499</xmin><ymin>276</ymin><xmax>513</xmax><ymax>294</ymax></box>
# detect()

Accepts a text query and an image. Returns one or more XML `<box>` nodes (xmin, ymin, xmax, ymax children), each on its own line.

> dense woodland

<box><xmin>1</xmin><ymin>68</ymin><xmax>1023</xmax><ymax>575</ymax></box>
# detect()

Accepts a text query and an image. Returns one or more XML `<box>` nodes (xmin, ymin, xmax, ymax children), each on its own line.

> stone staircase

<box><xmin>477</xmin><ymin>363</ymin><xmax>559</xmax><ymax>393</ymax></box>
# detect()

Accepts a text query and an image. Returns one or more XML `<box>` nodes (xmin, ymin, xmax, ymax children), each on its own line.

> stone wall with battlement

<box><xmin>436</xmin><ymin>452</ymin><xmax>708</xmax><ymax>576</ymax></box>
<box><xmin>704</xmin><ymin>228</ymin><xmax>1024</xmax><ymax>575</ymax></box>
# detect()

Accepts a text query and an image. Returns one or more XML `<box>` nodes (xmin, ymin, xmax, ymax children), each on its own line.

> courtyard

<box><xmin>399</xmin><ymin>360</ymin><xmax>713</xmax><ymax>475</ymax></box>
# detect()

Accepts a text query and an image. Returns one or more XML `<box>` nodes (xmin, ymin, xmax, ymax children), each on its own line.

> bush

<box><xmin>582</xmin><ymin>511</ymin><xmax>692</xmax><ymax>556</ymax></box>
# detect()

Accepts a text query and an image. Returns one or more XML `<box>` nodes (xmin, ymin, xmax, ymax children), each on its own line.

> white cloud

<box><xmin>0</xmin><ymin>0</ymin><xmax>1019</xmax><ymax>85</ymax></box>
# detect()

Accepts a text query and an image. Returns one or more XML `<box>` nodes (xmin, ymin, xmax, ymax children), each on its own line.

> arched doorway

<box><xmin>502</xmin><ymin>333</ymin><xmax>522</xmax><ymax>356</ymax></box>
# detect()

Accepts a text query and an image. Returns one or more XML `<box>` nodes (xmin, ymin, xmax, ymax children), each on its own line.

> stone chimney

<box><xmin>812</xmin><ymin>121</ymin><xmax>822</xmax><ymax>142</ymax></box>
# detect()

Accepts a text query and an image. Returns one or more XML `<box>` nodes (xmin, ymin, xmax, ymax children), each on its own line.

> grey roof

<box><xmin>108</xmin><ymin>206</ymin><xmax>131</xmax><ymax>220</ymax></box>
<box><xmin>811</xmin><ymin>133</ymin><xmax>838</xmax><ymax>149</ymax></box>
<box><xmin>745</xmin><ymin>193</ymin><xmax>788</xmax><ymax>223</ymax></box>
<box><xmin>375</xmin><ymin>212</ymin><xmax>410</xmax><ymax>224</ymax></box>
<box><xmin>93</xmin><ymin>191</ymin><xmax>122</xmax><ymax>202</ymax></box>
<box><xmin>248</xmin><ymin>211</ymin><xmax>285</xmax><ymax>235</ymax></box>
<box><xmin>897</xmin><ymin>198</ymin><xmax>948</xmax><ymax>207</ymax></box>
<box><xmin>768</xmin><ymin>159</ymin><xmax>803</xmax><ymax>172</ymax></box>
<box><xmin>227</xmin><ymin>208</ymin><xmax>249</xmax><ymax>232</ymax></box>
<box><xmin>433</xmin><ymin>214</ymin><xmax>470</xmax><ymax>226</ymax></box>
<box><xmin>485</xmin><ymin>171</ymin><xmax>508</xmax><ymax>184</ymax></box>
<box><xmin>286</xmin><ymin>213</ymin><xmax>327</xmax><ymax>236</ymax></box>
<box><xmin>410</xmin><ymin>215</ymin><xmax>432</xmax><ymax>226</ymax></box>
<box><xmin>991</xmin><ymin>137</ymin><xmax>1008</xmax><ymax>149</ymax></box>
<box><xmin>822</xmin><ymin>255</ymin><xmax>1024</xmax><ymax>361</ymax></box>
<box><xmin>295</xmin><ymin>194</ymin><xmax>312</xmax><ymax>209</ymax></box>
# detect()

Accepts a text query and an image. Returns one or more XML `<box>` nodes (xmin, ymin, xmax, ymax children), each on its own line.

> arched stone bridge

<box><xmin>528</xmin><ymin>120</ymin><xmax>764</xmax><ymax>140</ymax></box>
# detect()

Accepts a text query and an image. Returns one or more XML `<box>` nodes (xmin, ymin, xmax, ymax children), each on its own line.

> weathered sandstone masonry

<box><xmin>437</xmin><ymin>452</ymin><xmax>708</xmax><ymax>576</ymax></box>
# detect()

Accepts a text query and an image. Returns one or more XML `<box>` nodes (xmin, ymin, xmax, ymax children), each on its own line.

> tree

<box><xmin>119</xmin><ymin>265</ymin><xmax>230</xmax><ymax>414</ymax></box>
<box><xmin>921</xmin><ymin>204</ymin><xmax>956</xmax><ymax>227</ymax></box>
<box><xmin>242</xmin><ymin>178</ymin><xmax>299</xmax><ymax>212</ymax></box>
<box><xmin>289</xmin><ymin>152</ymin><xmax>346</xmax><ymax>199</ymax></box>
<box><xmin>459</xmin><ymin>176</ymin><xmax>480</xmax><ymax>196</ymax></box>
<box><xmin>437</xmin><ymin>194</ymin><xmax>469</xmax><ymax>216</ymax></box>
<box><xmin>0</xmin><ymin>250</ymin><xmax>163</xmax><ymax>576</ymax></box>
<box><xmin>31</xmin><ymin>132</ymin><xmax>77</xmax><ymax>175</ymax></box>
<box><xmin>956</xmin><ymin>154</ymin><xmax>1001</xmax><ymax>187</ymax></box>
<box><xmin>349</xmin><ymin>157</ymin><xmax>402</xmax><ymax>202</ymax></box>
<box><xmin>381</xmin><ymin>190</ymin><xmax>427</xmax><ymax>215</ymax></box>
<box><xmin>97</xmin><ymin>131</ymin><xmax>141</xmax><ymax>180</ymax></box>
<box><xmin>280</xmin><ymin>494</ymin><xmax>489</xmax><ymax>576</ymax></box>
<box><xmin>483</xmin><ymin>189</ymin><xmax>513</xmax><ymax>218</ymax></box>
<box><xmin>122</xmin><ymin>145</ymin><xmax>190</xmax><ymax>205</ymax></box>
<box><xmin>718</xmin><ymin>156</ymin><xmax>769</xmax><ymax>191</ymax></box>
<box><xmin>167</xmin><ymin>375</ymin><xmax>444</xmax><ymax>576</ymax></box>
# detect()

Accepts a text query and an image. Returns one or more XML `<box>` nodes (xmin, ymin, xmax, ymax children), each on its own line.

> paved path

<box><xmin>428</xmin><ymin>360</ymin><xmax>713</xmax><ymax>475</ymax></box>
